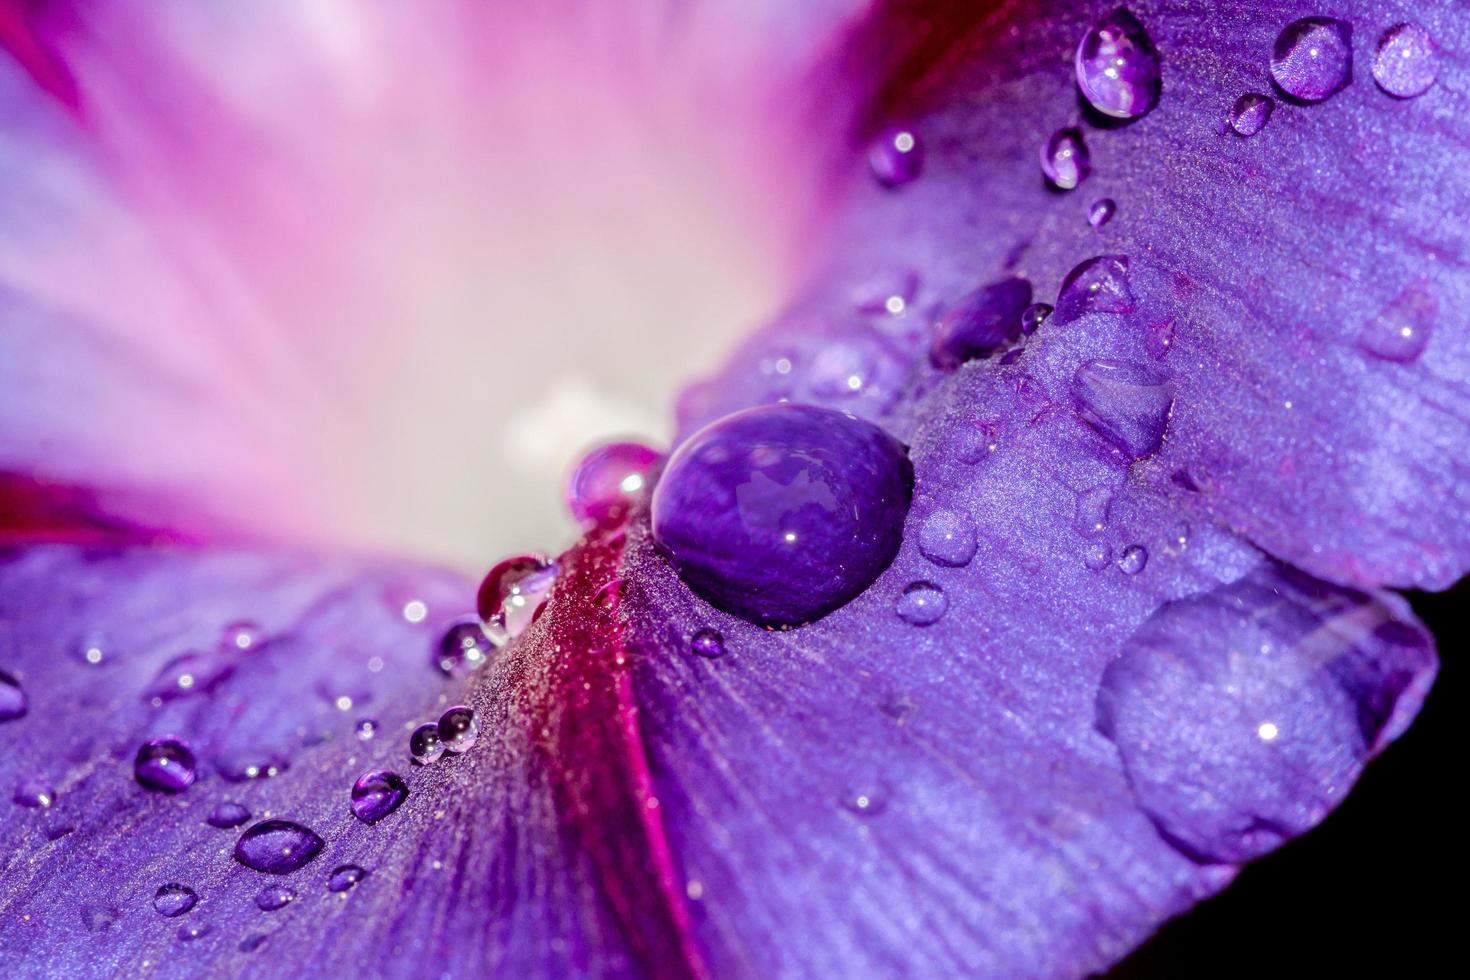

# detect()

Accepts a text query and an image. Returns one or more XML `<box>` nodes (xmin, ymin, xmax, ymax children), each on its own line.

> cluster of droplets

<box><xmin>409</xmin><ymin>705</ymin><xmax>479</xmax><ymax>765</ymax></box>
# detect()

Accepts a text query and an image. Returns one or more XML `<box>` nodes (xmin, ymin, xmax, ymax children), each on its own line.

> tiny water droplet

<box><xmin>1117</xmin><ymin>544</ymin><xmax>1149</xmax><ymax>575</ymax></box>
<box><xmin>917</xmin><ymin>509</ymin><xmax>978</xmax><ymax>567</ymax></box>
<box><xmin>176</xmin><ymin>922</ymin><xmax>211</xmax><ymax>943</ymax></box>
<box><xmin>437</xmin><ymin>705</ymin><xmax>478</xmax><ymax>754</ymax></box>
<box><xmin>841</xmin><ymin>782</ymin><xmax>890</xmax><ymax>816</ymax></box>
<box><xmin>950</xmin><ymin>421</ymin><xmax>999</xmax><ymax>463</ymax></box>
<box><xmin>1271</xmin><ymin>17</ymin><xmax>1353</xmax><ymax>103</ymax></box>
<box><xmin>328</xmin><ymin>864</ymin><xmax>368</xmax><ymax>893</ymax></box>
<box><xmin>207</xmin><ymin>802</ymin><xmax>251</xmax><ymax>829</ymax></box>
<box><xmin>1372</xmin><ymin>23</ymin><xmax>1437</xmax><ymax>99</ymax></box>
<box><xmin>690</xmin><ymin>628</ymin><xmax>726</xmax><ymax>659</ymax></box>
<box><xmin>1074</xmin><ymin>484</ymin><xmax>1113</xmax><ymax>536</ymax></box>
<box><xmin>13</xmin><ymin>777</ymin><xmax>54</xmax><ymax>808</ymax></box>
<box><xmin>350</xmin><ymin>769</ymin><xmax>408</xmax><ymax>825</ymax></box>
<box><xmin>868</xmin><ymin>126</ymin><xmax>924</xmax><ymax>188</ymax></box>
<box><xmin>1076</xmin><ymin>8</ymin><xmax>1162</xmax><ymax>119</ymax></box>
<box><xmin>1041</xmin><ymin>128</ymin><xmax>1090</xmax><ymax>190</ymax></box>
<box><xmin>234</xmin><ymin>820</ymin><xmax>325</xmax><ymax>875</ymax></box>
<box><xmin>144</xmin><ymin>651</ymin><xmax>235</xmax><ymax>703</ymax></box>
<box><xmin>74</xmin><ymin>635</ymin><xmax>110</xmax><ymax>667</ymax></box>
<box><xmin>153</xmin><ymin>884</ymin><xmax>198</xmax><ymax>917</ymax></box>
<box><xmin>409</xmin><ymin>723</ymin><xmax>444</xmax><ymax>764</ymax></box>
<box><xmin>476</xmin><ymin>554</ymin><xmax>559</xmax><ymax>646</ymax></box>
<box><xmin>134</xmin><ymin>737</ymin><xmax>197</xmax><ymax>793</ymax></box>
<box><xmin>1084</xmin><ymin>542</ymin><xmax>1113</xmax><ymax>571</ymax></box>
<box><xmin>854</xmin><ymin>269</ymin><xmax>919</xmax><ymax>317</ymax></box>
<box><xmin>255</xmin><ymin>885</ymin><xmax>296</xmax><ymax>911</ymax></box>
<box><xmin>1088</xmin><ymin>198</ymin><xmax>1116</xmax><ymax>228</ymax></box>
<box><xmin>896</xmin><ymin>582</ymin><xmax>948</xmax><ymax>626</ymax></box>
<box><xmin>220</xmin><ymin>621</ymin><xmax>261</xmax><ymax>652</ymax></box>
<box><xmin>1226</xmin><ymin>93</ymin><xmax>1274</xmax><ymax>136</ymax></box>
<box><xmin>1053</xmin><ymin>255</ymin><xmax>1135</xmax><ymax>324</ymax></box>
<box><xmin>0</xmin><ymin>670</ymin><xmax>25</xmax><ymax>722</ymax></box>
<box><xmin>1358</xmin><ymin>282</ymin><xmax>1435</xmax><ymax>364</ymax></box>
<box><xmin>1070</xmin><ymin>360</ymin><xmax>1175</xmax><ymax>459</ymax></box>
<box><xmin>355</xmin><ymin>717</ymin><xmax>379</xmax><ymax>741</ymax></box>
<box><xmin>567</xmin><ymin>441</ymin><xmax>663</xmax><ymax>528</ymax></box>
<box><xmin>217</xmin><ymin>750</ymin><xmax>287</xmax><ymax>784</ymax></box>
<box><xmin>434</xmin><ymin>618</ymin><xmax>494</xmax><ymax>678</ymax></box>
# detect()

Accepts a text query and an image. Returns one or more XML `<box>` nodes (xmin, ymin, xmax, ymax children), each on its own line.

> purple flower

<box><xmin>0</xmin><ymin>1</ymin><xmax>1463</xmax><ymax>975</ymax></box>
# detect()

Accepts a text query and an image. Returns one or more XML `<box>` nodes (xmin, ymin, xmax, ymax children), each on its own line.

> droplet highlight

<box><xmin>929</xmin><ymin>277</ymin><xmax>1032</xmax><ymax>370</ymax></box>
<box><xmin>1117</xmin><ymin>544</ymin><xmax>1149</xmax><ymax>575</ymax></box>
<box><xmin>255</xmin><ymin>885</ymin><xmax>296</xmax><ymax>911</ymax></box>
<box><xmin>916</xmin><ymin>509</ymin><xmax>978</xmax><ymax>567</ymax></box>
<box><xmin>1053</xmin><ymin>255</ymin><xmax>1135</xmax><ymax>324</ymax></box>
<box><xmin>1088</xmin><ymin>198</ymin><xmax>1116</xmax><ymax>228</ymax></box>
<box><xmin>434</xmin><ymin>618</ymin><xmax>495</xmax><ymax>678</ymax></box>
<box><xmin>13</xmin><ymin>777</ymin><xmax>54</xmax><ymax>808</ymax></box>
<box><xmin>1076</xmin><ymin>8</ymin><xmax>1162</xmax><ymax>119</ymax></box>
<box><xmin>437</xmin><ymin>705</ymin><xmax>479</xmax><ymax>754</ymax></box>
<box><xmin>1041</xmin><ymin>128</ymin><xmax>1091</xmax><ymax>191</ymax></box>
<box><xmin>1070</xmin><ymin>359</ymin><xmax>1175</xmax><ymax>459</ymax></box>
<box><xmin>134</xmin><ymin>737</ymin><xmax>197</xmax><ymax>793</ymax></box>
<box><xmin>1358</xmin><ymin>282</ymin><xmax>1435</xmax><ymax>364</ymax></box>
<box><xmin>350</xmin><ymin>769</ymin><xmax>408</xmax><ymax>825</ymax></box>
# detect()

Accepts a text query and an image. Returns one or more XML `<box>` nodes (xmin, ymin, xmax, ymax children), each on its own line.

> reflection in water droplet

<box><xmin>1096</xmin><ymin>564</ymin><xmax>1435</xmax><ymax>863</ymax></box>
<box><xmin>13</xmin><ymin>777</ymin><xmax>54</xmax><ymax>808</ymax></box>
<box><xmin>1020</xmin><ymin>303</ymin><xmax>1053</xmax><ymax>336</ymax></box>
<box><xmin>1358</xmin><ymin>282</ymin><xmax>1435</xmax><ymax>364</ymax></box>
<box><xmin>841</xmin><ymin>783</ymin><xmax>889</xmax><ymax>816</ymax></box>
<box><xmin>234</xmin><ymin>820</ymin><xmax>325</xmax><ymax>875</ymax></box>
<box><xmin>896</xmin><ymin>582</ymin><xmax>948</xmax><ymax>626</ymax></box>
<box><xmin>1070</xmin><ymin>360</ymin><xmax>1175</xmax><ymax>459</ymax></box>
<box><xmin>1076</xmin><ymin>8</ymin><xmax>1162</xmax><ymax>119</ymax></box>
<box><xmin>153</xmin><ymin>884</ymin><xmax>198</xmax><ymax>917</ymax></box>
<box><xmin>1088</xmin><ymin>198</ymin><xmax>1116</xmax><ymax>228</ymax></box>
<box><xmin>1041</xmin><ymin>128</ymin><xmax>1091</xmax><ymax>190</ymax></box>
<box><xmin>207</xmin><ymin>802</ymin><xmax>251</xmax><ymax>829</ymax></box>
<box><xmin>255</xmin><ymin>885</ymin><xmax>296</xmax><ymax>911</ymax></box>
<box><xmin>477</xmin><ymin>554</ymin><xmax>559</xmax><ymax>646</ymax></box>
<box><xmin>690</xmin><ymin>628</ymin><xmax>726</xmax><ymax>660</ymax></box>
<box><xmin>134</xmin><ymin>737</ymin><xmax>197</xmax><ymax>793</ymax></box>
<box><xmin>350</xmin><ymin>769</ymin><xmax>409</xmax><ymax>825</ymax></box>
<box><xmin>1117</xmin><ymin>544</ymin><xmax>1149</xmax><ymax>575</ymax></box>
<box><xmin>434</xmin><ymin>618</ymin><xmax>495</xmax><ymax>678</ymax></box>
<box><xmin>1053</xmin><ymin>255</ymin><xmax>1135</xmax><ymax>324</ymax></box>
<box><xmin>1271</xmin><ymin>17</ymin><xmax>1353</xmax><ymax>103</ymax></box>
<box><xmin>1372</xmin><ymin>23</ymin><xmax>1437</xmax><ymax>98</ymax></box>
<box><xmin>409</xmin><ymin>722</ymin><xmax>444</xmax><ymax>765</ymax></box>
<box><xmin>567</xmin><ymin>442</ymin><xmax>663</xmax><ymax>528</ymax></box>
<box><xmin>868</xmin><ymin>127</ymin><xmax>924</xmax><ymax>188</ymax></box>
<box><xmin>1226</xmin><ymin>93</ymin><xmax>1274</xmax><ymax>136</ymax></box>
<box><xmin>437</xmin><ymin>706</ymin><xmax>479</xmax><ymax>754</ymax></box>
<box><xmin>0</xmin><ymin>670</ymin><xmax>26</xmax><ymax>722</ymax></box>
<box><xmin>328</xmin><ymin>864</ymin><xmax>368</xmax><ymax>893</ymax></box>
<box><xmin>917</xmin><ymin>510</ymin><xmax>978</xmax><ymax>568</ymax></box>
<box><xmin>355</xmin><ymin>718</ymin><xmax>379</xmax><ymax>741</ymax></box>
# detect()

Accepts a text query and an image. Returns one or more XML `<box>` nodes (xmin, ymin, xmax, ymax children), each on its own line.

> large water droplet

<box><xmin>895</xmin><ymin>582</ymin><xmax>948</xmax><ymax>626</ymax></box>
<box><xmin>434</xmin><ymin>618</ymin><xmax>494</xmax><ymax>678</ymax></box>
<box><xmin>134</xmin><ymin>737</ymin><xmax>197</xmax><ymax>793</ymax></box>
<box><xmin>1226</xmin><ymin>93</ymin><xmax>1274</xmax><ymax>136</ymax></box>
<box><xmin>868</xmin><ymin>126</ymin><xmax>924</xmax><ymax>188</ymax></box>
<box><xmin>207</xmin><ymin>802</ymin><xmax>251</xmax><ymax>829</ymax></box>
<box><xmin>144</xmin><ymin>651</ymin><xmax>236</xmax><ymax>703</ymax></box>
<box><xmin>1358</xmin><ymin>282</ymin><xmax>1435</xmax><ymax>364</ymax></box>
<box><xmin>1041</xmin><ymin>128</ymin><xmax>1091</xmax><ymax>190</ymax></box>
<box><xmin>1070</xmin><ymin>360</ymin><xmax>1175</xmax><ymax>459</ymax></box>
<box><xmin>328</xmin><ymin>864</ymin><xmax>368</xmax><ymax>893</ymax></box>
<box><xmin>350</xmin><ymin>769</ymin><xmax>408</xmax><ymax>825</ymax></box>
<box><xmin>1372</xmin><ymin>23</ymin><xmax>1437</xmax><ymax>98</ymax></box>
<box><xmin>1096</xmin><ymin>564</ymin><xmax>1435</xmax><ymax>863</ymax></box>
<box><xmin>1076</xmin><ymin>8</ymin><xmax>1162</xmax><ymax>119</ymax></box>
<box><xmin>1088</xmin><ymin>198</ymin><xmax>1116</xmax><ymax>228</ymax></box>
<box><xmin>916</xmin><ymin>510</ymin><xmax>977</xmax><ymax>568</ymax></box>
<box><xmin>566</xmin><ymin>441</ymin><xmax>663</xmax><ymax>528</ymax></box>
<box><xmin>0</xmin><ymin>670</ymin><xmax>25</xmax><ymax>722</ymax></box>
<box><xmin>255</xmin><ymin>885</ymin><xmax>296</xmax><ymax>911</ymax></box>
<box><xmin>1117</xmin><ymin>544</ymin><xmax>1149</xmax><ymax>575</ymax></box>
<box><xmin>437</xmin><ymin>705</ymin><xmax>479</xmax><ymax>754</ymax></box>
<box><xmin>651</xmin><ymin>404</ymin><xmax>913</xmax><ymax>628</ymax></box>
<box><xmin>1271</xmin><ymin>17</ymin><xmax>1353</xmax><ymax>103</ymax></box>
<box><xmin>1052</xmin><ymin>255</ymin><xmax>1135</xmax><ymax>324</ymax></box>
<box><xmin>929</xmin><ymin>277</ymin><xmax>1032</xmax><ymax>370</ymax></box>
<box><xmin>234</xmin><ymin>820</ymin><xmax>325</xmax><ymax>875</ymax></box>
<box><xmin>476</xmin><ymin>554</ymin><xmax>559</xmax><ymax>646</ymax></box>
<box><xmin>153</xmin><ymin>884</ymin><xmax>198</xmax><ymax>917</ymax></box>
<box><xmin>690</xmin><ymin>628</ymin><xmax>726</xmax><ymax>660</ymax></box>
<box><xmin>409</xmin><ymin>722</ymin><xmax>444</xmax><ymax>764</ymax></box>
<box><xmin>13</xmin><ymin>777</ymin><xmax>54</xmax><ymax>808</ymax></box>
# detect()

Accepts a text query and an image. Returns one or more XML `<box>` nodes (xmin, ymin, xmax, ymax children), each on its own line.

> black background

<box><xmin>1110</xmin><ymin>583</ymin><xmax>1463</xmax><ymax>977</ymax></box>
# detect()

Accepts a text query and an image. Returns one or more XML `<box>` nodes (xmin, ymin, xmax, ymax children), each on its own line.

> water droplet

<box><xmin>409</xmin><ymin>722</ymin><xmax>444</xmax><ymax>765</ymax></box>
<box><xmin>476</xmin><ymin>554</ymin><xmax>559</xmax><ymax>645</ymax></box>
<box><xmin>651</xmin><ymin>404</ymin><xmax>913</xmax><ymax>628</ymax></box>
<box><xmin>207</xmin><ymin>802</ymin><xmax>250</xmax><ymax>829</ymax></box>
<box><xmin>1271</xmin><ymin>17</ymin><xmax>1353</xmax><ymax>103</ymax></box>
<box><xmin>1041</xmin><ymin>127</ymin><xmax>1091</xmax><ymax>190</ymax></box>
<box><xmin>328</xmin><ymin>864</ymin><xmax>368</xmax><ymax>893</ymax></box>
<box><xmin>1020</xmin><ymin>303</ymin><xmax>1053</xmax><ymax>336</ymax></box>
<box><xmin>841</xmin><ymin>782</ymin><xmax>890</xmax><ymax>816</ymax></box>
<box><xmin>567</xmin><ymin>441</ymin><xmax>664</xmax><ymax>527</ymax></box>
<box><xmin>240</xmin><ymin>934</ymin><xmax>269</xmax><ymax>953</ymax></box>
<box><xmin>1088</xmin><ymin>198</ymin><xmax>1116</xmax><ymax>228</ymax></box>
<box><xmin>350</xmin><ymin>769</ymin><xmax>408</xmax><ymax>825</ymax></box>
<box><xmin>0</xmin><ymin>670</ymin><xmax>25</xmax><ymax>722</ymax></box>
<box><xmin>1083</xmin><ymin>542</ymin><xmax>1113</xmax><ymax>571</ymax></box>
<box><xmin>234</xmin><ymin>820</ymin><xmax>325</xmax><ymax>875</ymax></box>
<box><xmin>254</xmin><ymin>885</ymin><xmax>296</xmax><ymax>911</ymax></box>
<box><xmin>144</xmin><ymin>651</ymin><xmax>236</xmax><ymax>703</ymax></box>
<box><xmin>1076</xmin><ymin>8</ymin><xmax>1162</xmax><ymax>119</ymax></box>
<box><xmin>1074</xmin><ymin>484</ymin><xmax>1113</xmax><ymax>536</ymax></box>
<box><xmin>434</xmin><ymin>618</ymin><xmax>494</xmax><ymax>678</ymax></box>
<box><xmin>13</xmin><ymin>777</ymin><xmax>54</xmax><ymax>808</ymax></box>
<box><xmin>929</xmin><ymin>277</ymin><xmax>1032</xmax><ymax>370</ymax></box>
<box><xmin>854</xmin><ymin>270</ymin><xmax>919</xmax><ymax>317</ymax></box>
<box><xmin>437</xmin><ymin>705</ymin><xmax>479</xmax><ymax>754</ymax></box>
<box><xmin>153</xmin><ymin>884</ymin><xmax>198</xmax><ymax>917</ymax></box>
<box><xmin>216</xmin><ymin>750</ymin><xmax>287</xmax><ymax>783</ymax></box>
<box><xmin>1096</xmin><ymin>564</ymin><xmax>1435</xmax><ymax>863</ymax></box>
<box><xmin>916</xmin><ymin>509</ymin><xmax>978</xmax><ymax>567</ymax></box>
<box><xmin>868</xmin><ymin>126</ymin><xmax>924</xmax><ymax>188</ymax></box>
<box><xmin>1372</xmin><ymin>23</ymin><xmax>1437</xmax><ymax>98</ymax></box>
<box><xmin>134</xmin><ymin>737</ymin><xmax>197</xmax><ymax>793</ymax></box>
<box><xmin>74</xmin><ymin>635</ymin><xmax>109</xmax><ymax>667</ymax></box>
<box><xmin>1117</xmin><ymin>544</ymin><xmax>1149</xmax><ymax>575</ymax></box>
<box><xmin>220</xmin><ymin>621</ymin><xmax>261</xmax><ymax>652</ymax></box>
<box><xmin>690</xmin><ymin>628</ymin><xmax>726</xmax><ymax>659</ymax></box>
<box><xmin>896</xmin><ymin>582</ymin><xmax>948</xmax><ymax>626</ymax></box>
<box><xmin>355</xmin><ymin>718</ymin><xmax>379</xmax><ymax>741</ymax></box>
<box><xmin>1358</xmin><ymin>282</ymin><xmax>1435</xmax><ymax>364</ymax></box>
<box><xmin>176</xmin><ymin>922</ymin><xmax>211</xmax><ymax>943</ymax></box>
<box><xmin>1226</xmin><ymin>93</ymin><xmax>1274</xmax><ymax>136</ymax></box>
<box><xmin>1053</xmin><ymin>255</ymin><xmax>1135</xmax><ymax>324</ymax></box>
<box><xmin>1070</xmin><ymin>359</ymin><xmax>1175</xmax><ymax>459</ymax></box>
<box><xmin>949</xmin><ymin>421</ymin><xmax>999</xmax><ymax>463</ymax></box>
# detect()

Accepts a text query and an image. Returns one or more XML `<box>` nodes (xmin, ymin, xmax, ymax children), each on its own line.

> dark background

<box><xmin>1110</xmin><ymin>583</ymin><xmax>1463</xmax><ymax>977</ymax></box>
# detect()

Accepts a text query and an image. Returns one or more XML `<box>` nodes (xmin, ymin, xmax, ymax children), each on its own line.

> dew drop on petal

<box><xmin>476</xmin><ymin>554</ymin><xmax>559</xmax><ymax>646</ymax></box>
<box><xmin>1020</xmin><ymin>303</ymin><xmax>1053</xmax><ymax>336</ymax></box>
<box><xmin>13</xmin><ymin>777</ymin><xmax>54</xmax><ymax>808</ymax></box>
<box><xmin>1271</xmin><ymin>17</ymin><xmax>1353</xmax><ymax>103</ymax></box>
<box><xmin>841</xmin><ymin>782</ymin><xmax>890</xmax><ymax>816</ymax></box>
<box><xmin>177</xmin><ymin>923</ymin><xmax>211</xmax><ymax>943</ymax></box>
<box><xmin>567</xmin><ymin>441</ymin><xmax>663</xmax><ymax>527</ymax></box>
<box><xmin>917</xmin><ymin>510</ymin><xmax>978</xmax><ymax>567</ymax></box>
<box><xmin>255</xmin><ymin>885</ymin><xmax>296</xmax><ymax>911</ymax></box>
<box><xmin>234</xmin><ymin>820</ymin><xmax>325</xmax><ymax>875</ymax></box>
<box><xmin>1088</xmin><ymin>198</ymin><xmax>1116</xmax><ymax>228</ymax></box>
<box><xmin>1041</xmin><ymin>127</ymin><xmax>1091</xmax><ymax>190</ymax></box>
<box><xmin>1117</xmin><ymin>544</ymin><xmax>1149</xmax><ymax>575</ymax></box>
<box><xmin>1372</xmin><ymin>23</ymin><xmax>1437</xmax><ymax>98</ymax></box>
<box><xmin>1053</xmin><ymin>255</ymin><xmax>1135</xmax><ymax>324</ymax></box>
<box><xmin>1084</xmin><ymin>542</ymin><xmax>1113</xmax><ymax>571</ymax></box>
<box><xmin>690</xmin><ymin>628</ymin><xmax>726</xmax><ymax>660</ymax></box>
<box><xmin>896</xmin><ymin>582</ymin><xmax>948</xmax><ymax>626</ymax></box>
<box><xmin>1070</xmin><ymin>359</ymin><xmax>1175</xmax><ymax>459</ymax></box>
<box><xmin>868</xmin><ymin>126</ymin><xmax>924</xmax><ymax>188</ymax></box>
<box><xmin>949</xmin><ymin>422</ymin><xmax>999</xmax><ymax>464</ymax></box>
<box><xmin>409</xmin><ymin>722</ymin><xmax>444</xmax><ymax>765</ymax></box>
<box><xmin>1074</xmin><ymin>484</ymin><xmax>1114</xmax><ymax>536</ymax></box>
<box><xmin>1076</xmin><ymin>8</ymin><xmax>1162</xmax><ymax>119</ymax></box>
<box><xmin>437</xmin><ymin>705</ymin><xmax>479</xmax><ymax>754</ymax></box>
<box><xmin>355</xmin><ymin>717</ymin><xmax>379</xmax><ymax>741</ymax></box>
<box><xmin>328</xmin><ymin>864</ymin><xmax>368</xmax><ymax>893</ymax></box>
<box><xmin>350</xmin><ymin>769</ymin><xmax>408</xmax><ymax>825</ymax></box>
<box><xmin>207</xmin><ymin>802</ymin><xmax>250</xmax><ymax>829</ymax></box>
<box><xmin>434</xmin><ymin>618</ymin><xmax>495</xmax><ymax>677</ymax></box>
<box><xmin>929</xmin><ymin>277</ymin><xmax>1032</xmax><ymax>370</ymax></box>
<box><xmin>1358</xmin><ymin>282</ymin><xmax>1435</xmax><ymax>364</ymax></box>
<box><xmin>143</xmin><ymin>651</ymin><xmax>235</xmax><ymax>703</ymax></box>
<box><xmin>0</xmin><ymin>670</ymin><xmax>25</xmax><ymax>722</ymax></box>
<box><xmin>1226</xmin><ymin>93</ymin><xmax>1274</xmax><ymax>136</ymax></box>
<box><xmin>153</xmin><ymin>884</ymin><xmax>198</xmax><ymax>917</ymax></box>
<box><xmin>134</xmin><ymin>737</ymin><xmax>197</xmax><ymax>793</ymax></box>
